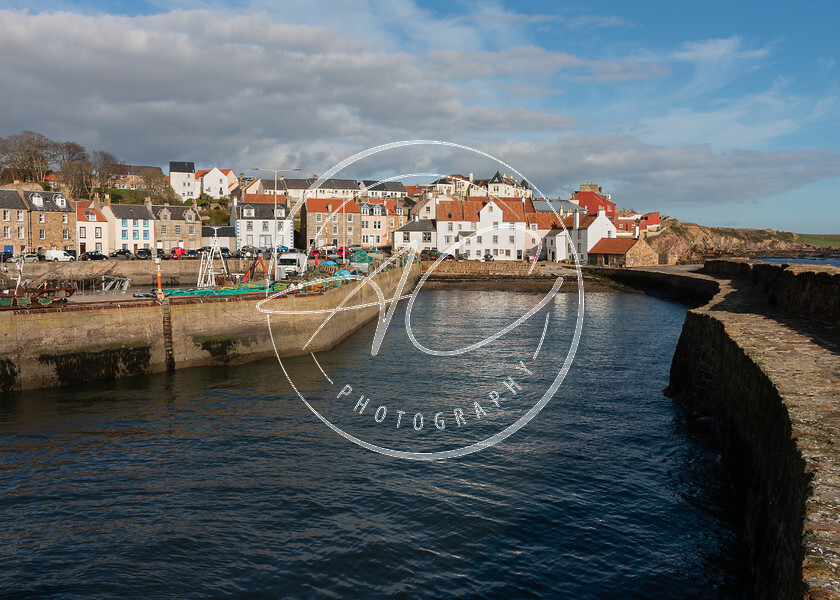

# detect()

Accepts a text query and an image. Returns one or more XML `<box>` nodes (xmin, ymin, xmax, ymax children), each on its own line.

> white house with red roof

<box><xmin>75</xmin><ymin>199</ymin><xmax>110</xmax><ymax>255</ymax></box>
<box><xmin>196</xmin><ymin>167</ymin><xmax>238</xmax><ymax>199</ymax></box>
<box><xmin>544</xmin><ymin>209</ymin><xmax>617</xmax><ymax>263</ymax></box>
<box><xmin>436</xmin><ymin>198</ymin><xmax>537</xmax><ymax>260</ymax></box>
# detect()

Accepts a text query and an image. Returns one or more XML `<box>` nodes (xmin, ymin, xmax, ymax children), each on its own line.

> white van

<box><xmin>45</xmin><ymin>250</ymin><xmax>75</xmax><ymax>262</ymax></box>
<box><xmin>277</xmin><ymin>252</ymin><xmax>308</xmax><ymax>278</ymax></box>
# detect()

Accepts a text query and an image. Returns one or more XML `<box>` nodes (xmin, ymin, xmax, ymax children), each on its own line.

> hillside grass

<box><xmin>795</xmin><ymin>233</ymin><xmax>840</xmax><ymax>247</ymax></box>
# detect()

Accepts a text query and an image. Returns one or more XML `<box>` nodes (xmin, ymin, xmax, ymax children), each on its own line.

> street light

<box><xmin>252</xmin><ymin>167</ymin><xmax>301</xmax><ymax>282</ymax></box>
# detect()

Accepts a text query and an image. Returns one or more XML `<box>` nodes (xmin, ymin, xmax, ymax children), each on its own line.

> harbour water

<box><xmin>0</xmin><ymin>290</ymin><xmax>748</xmax><ymax>598</ymax></box>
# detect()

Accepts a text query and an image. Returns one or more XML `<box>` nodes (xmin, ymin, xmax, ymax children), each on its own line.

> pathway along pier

<box><xmin>595</xmin><ymin>260</ymin><xmax>840</xmax><ymax>599</ymax></box>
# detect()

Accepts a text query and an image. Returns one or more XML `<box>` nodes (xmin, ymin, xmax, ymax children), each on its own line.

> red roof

<box><xmin>404</xmin><ymin>185</ymin><xmax>422</xmax><ymax>197</ymax></box>
<box><xmin>305</xmin><ymin>198</ymin><xmax>360</xmax><ymax>213</ymax></box>
<box><xmin>526</xmin><ymin>212</ymin><xmax>562</xmax><ymax>230</ymax></box>
<box><xmin>75</xmin><ymin>200</ymin><xmax>107</xmax><ymax>222</ymax></box>
<box><xmin>560</xmin><ymin>214</ymin><xmax>598</xmax><ymax>230</ymax></box>
<box><xmin>589</xmin><ymin>238</ymin><xmax>639</xmax><ymax>255</ymax></box>
<box><xmin>437</xmin><ymin>198</ymin><xmax>527</xmax><ymax>223</ymax></box>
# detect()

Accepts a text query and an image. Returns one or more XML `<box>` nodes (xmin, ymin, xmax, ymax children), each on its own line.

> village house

<box><xmin>543</xmin><ymin>209</ymin><xmax>617</xmax><ymax>263</ymax></box>
<box><xmin>0</xmin><ymin>189</ymin><xmax>30</xmax><ymax>256</ymax></box>
<box><xmin>391</xmin><ymin>218</ymin><xmax>437</xmax><ymax>253</ymax></box>
<box><xmin>231</xmin><ymin>201</ymin><xmax>293</xmax><ymax>251</ymax></box>
<box><xmin>195</xmin><ymin>168</ymin><xmax>238</xmax><ymax>199</ymax></box>
<box><xmin>100</xmin><ymin>199</ymin><xmax>156</xmax><ymax>253</ymax></box>
<box><xmin>359</xmin><ymin>180</ymin><xmax>408</xmax><ymax>199</ymax></box>
<box><xmin>21</xmin><ymin>190</ymin><xmax>75</xmax><ymax>255</ymax></box>
<box><xmin>587</xmin><ymin>236</ymin><xmax>659</xmax><ymax>267</ymax></box>
<box><xmin>569</xmin><ymin>182</ymin><xmax>617</xmax><ymax>222</ymax></box>
<box><xmin>146</xmin><ymin>199</ymin><xmax>202</xmax><ymax>252</ymax></box>
<box><xmin>615</xmin><ymin>211</ymin><xmax>661</xmax><ymax>237</ymax></box>
<box><xmin>436</xmin><ymin>198</ymin><xmax>536</xmax><ymax>260</ymax></box>
<box><xmin>301</xmin><ymin>198</ymin><xmax>360</xmax><ymax>249</ymax></box>
<box><xmin>169</xmin><ymin>161</ymin><xmax>196</xmax><ymax>201</ymax></box>
<box><xmin>75</xmin><ymin>199</ymin><xmax>110</xmax><ymax>255</ymax></box>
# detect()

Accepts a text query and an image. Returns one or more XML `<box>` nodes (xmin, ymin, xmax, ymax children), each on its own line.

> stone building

<box><xmin>301</xmin><ymin>198</ymin><xmax>360</xmax><ymax>249</ymax></box>
<box><xmin>20</xmin><ymin>190</ymin><xmax>75</xmax><ymax>255</ymax></box>
<box><xmin>0</xmin><ymin>189</ymin><xmax>30</xmax><ymax>256</ymax></box>
<box><xmin>587</xmin><ymin>236</ymin><xmax>659</xmax><ymax>267</ymax></box>
<box><xmin>146</xmin><ymin>199</ymin><xmax>202</xmax><ymax>252</ymax></box>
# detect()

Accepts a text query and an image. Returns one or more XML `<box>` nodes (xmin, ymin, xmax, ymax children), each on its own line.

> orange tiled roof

<box><xmin>241</xmin><ymin>193</ymin><xmax>286</xmax><ymax>204</ymax></box>
<box><xmin>75</xmin><ymin>200</ymin><xmax>107</xmax><ymax>222</ymax></box>
<box><xmin>589</xmin><ymin>237</ymin><xmax>638</xmax><ymax>255</ymax></box>
<box><xmin>305</xmin><ymin>197</ymin><xmax>360</xmax><ymax>213</ymax></box>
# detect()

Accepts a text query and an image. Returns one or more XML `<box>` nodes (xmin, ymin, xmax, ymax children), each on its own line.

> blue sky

<box><xmin>1</xmin><ymin>0</ymin><xmax>838</xmax><ymax>231</ymax></box>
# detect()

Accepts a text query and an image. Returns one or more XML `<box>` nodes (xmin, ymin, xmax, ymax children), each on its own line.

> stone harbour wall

<box><xmin>0</xmin><ymin>262</ymin><xmax>419</xmax><ymax>392</ymax></box>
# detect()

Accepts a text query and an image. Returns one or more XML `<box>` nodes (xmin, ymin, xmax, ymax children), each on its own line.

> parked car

<box><xmin>0</xmin><ymin>250</ymin><xmax>14</xmax><ymax>263</ymax></box>
<box><xmin>220</xmin><ymin>247</ymin><xmax>231</xmax><ymax>258</ymax></box>
<box><xmin>156</xmin><ymin>249</ymin><xmax>168</xmax><ymax>260</ymax></box>
<box><xmin>240</xmin><ymin>245</ymin><xmax>259</xmax><ymax>258</ymax></box>
<box><xmin>17</xmin><ymin>253</ymin><xmax>40</xmax><ymax>263</ymax></box>
<box><xmin>45</xmin><ymin>250</ymin><xmax>75</xmax><ymax>262</ymax></box>
<box><xmin>110</xmin><ymin>249</ymin><xmax>134</xmax><ymax>259</ymax></box>
<box><xmin>135</xmin><ymin>249</ymin><xmax>152</xmax><ymax>260</ymax></box>
<box><xmin>184</xmin><ymin>249</ymin><xmax>199</xmax><ymax>259</ymax></box>
<box><xmin>169</xmin><ymin>247</ymin><xmax>186</xmax><ymax>260</ymax></box>
<box><xmin>80</xmin><ymin>250</ymin><xmax>108</xmax><ymax>261</ymax></box>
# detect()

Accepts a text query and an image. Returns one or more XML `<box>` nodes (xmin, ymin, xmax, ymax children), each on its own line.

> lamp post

<box><xmin>252</xmin><ymin>167</ymin><xmax>301</xmax><ymax>282</ymax></box>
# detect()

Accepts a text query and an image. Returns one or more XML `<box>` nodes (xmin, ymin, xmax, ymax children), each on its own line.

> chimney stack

<box><xmin>93</xmin><ymin>192</ymin><xmax>101</xmax><ymax>212</ymax></box>
<box><xmin>144</xmin><ymin>196</ymin><xmax>152</xmax><ymax>209</ymax></box>
<box><xmin>633</xmin><ymin>224</ymin><xmax>640</xmax><ymax>239</ymax></box>
<box><xmin>573</xmin><ymin>210</ymin><xmax>580</xmax><ymax>230</ymax></box>
<box><xmin>104</xmin><ymin>193</ymin><xmax>111</xmax><ymax>206</ymax></box>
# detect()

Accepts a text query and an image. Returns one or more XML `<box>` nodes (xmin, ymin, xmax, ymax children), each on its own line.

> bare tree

<box><xmin>91</xmin><ymin>150</ymin><xmax>121</xmax><ymax>192</ymax></box>
<box><xmin>140</xmin><ymin>167</ymin><xmax>179</xmax><ymax>203</ymax></box>
<box><xmin>0</xmin><ymin>130</ymin><xmax>57</xmax><ymax>181</ymax></box>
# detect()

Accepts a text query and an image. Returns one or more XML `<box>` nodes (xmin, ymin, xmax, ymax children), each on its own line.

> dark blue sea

<box><xmin>0</xmin><ymin>290</ymin><xmax>747</xmax><ymax>598</ymax></box>
<box><xmin>755</xmin><ymin>255</ymin><xmax>840</xmax><ymax>268</ymax></box>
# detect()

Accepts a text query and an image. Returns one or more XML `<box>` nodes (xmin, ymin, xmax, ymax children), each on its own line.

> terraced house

<box><xmin>21</xmin><ymin>190</ymin><xmax>75</xmax><ymax>255</ymax></box>
<box><xmin>146</xmin><ymin>199</ymin><xmax>202</xmax><ymax>252</ymax></box>
<box><xmin>0</xmin><ymin>189</ymin><xmax>29</xmax><ymax>256</ymax></box>
<box><xmin>100</xmin><ymin>201</ymin><xmax>156</xmax><ymax>253</ymax></box>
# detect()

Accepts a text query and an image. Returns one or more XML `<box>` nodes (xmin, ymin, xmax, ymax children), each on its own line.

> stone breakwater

<box><xmin>598</xmin><ymin>261</ymin><xmax>839</xmax><ymax>599</ymax></box>
<box><xmin>0</xmin><ymin>263</ymin><xmax>419</xmax><ymax>393</ymax></box>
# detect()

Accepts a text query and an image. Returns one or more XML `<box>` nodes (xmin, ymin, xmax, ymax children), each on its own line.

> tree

<box><xmin>55</xmin><ymin>141</ymin><xmax>91</xmax><ymax>198</ymax></box>
<box><xmin>0</xmin><ymin>130</ymin><xmax>57</xmax><ymax>181</ymax></box>
<box><xmin>140</xmin><ymin>167</ymin><xmax>179</xmax><ymax>203</ymax></box>
<box><xmin>91</xmin><ymin>150</ymin><xmax>121</xmax><ymax>192</ymax></box>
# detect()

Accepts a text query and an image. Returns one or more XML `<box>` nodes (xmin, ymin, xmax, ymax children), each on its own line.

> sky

<box><xmin>1</xmin><ymin>0</ymin><xmax>838</xmax><ymax>232</ymax></box>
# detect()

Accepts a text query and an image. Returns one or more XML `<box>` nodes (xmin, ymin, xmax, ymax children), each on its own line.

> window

<box><xmin>133</xmin><ymin>231</ymin><xmax>139</xmax><ymax>240</ymax></box>
<box><xmin>95</xmin><ymin>242</ymin><xmax>102</xmax><ymax>252</ymax></box>
<box><xmin>477</xmin><ymin>236</ymin><xmax>482</xmax><ymax>243</ymax></box>
<box><xmin>31</xmin><ymin>193</ymin><xmax>43</xmax><ymax>206</ymax></box>
<box><xmin>488</xmin><ymin>205</ymin><xmax>493</xmax><ymax>212</ymax></box>
<box><xmin>62</xmin><ymin>214</ymin><xmax>68</xmax><ymax>224</ymax></box>
<box><xmin>492</xmin><ymin>222</ymin><xmax>498</xmax><ymax>230</ymax></box>
<box><xmin>246</xmin><ymin>222</ymin><xmax>253</xmax><ymax>232</ymax></box>
<box><xmin>530</xmin><ymin>223</ymin><xmax>537</xmax><ymax>231</ymax></box>
<box><xmin>447</xmin><ymin>222</ymin><xmax>453</xmax><ymax>231</ymax></box>
<box><xmin>465</xmin><ymin>238</ymin><xmax>470</xmax><ymax>245</ymax></box>
<box><xmin>332</xmin><ymin>226</ymin><xmax>338</xmax><ymax>234</ymax></box>
<box><xmin>444</xmin><ymin>235</ymin><xmax>452</xmax><ymax>244</ymax></box>
<box><xmin>347</xmin><ymin>214</ymin><xmax>353</xmax><ymax>222</ymax></box>
<box><xmin>2</xmin><ymin>226</ymin><xmax>8</xmax><ymax>238</ymax></box>
<box><xmin>17</xmin><ymin>211</ymin><xmax>24</xmax><ymax>222</ymax></box>
<box><xmin>189</xmin><ymin>225</ymin><xmax>195</xmax><ymax>235</ymax></box>
<box><xmin>62</xmin><ymin>230</ymin><xmax>69</xmax><ymax>240</ymax></box>
<box><xmin>362</xmin><ymin>235</ymin><xmax>369</xmax><ymax>244</ymax></box>
<box><xmin>161</xmin><ymin>225</ymin><xmax>168</xmax><ymax>235</ymax></box>
<box><xmin>315</xmin><ymin>213</ymin><xmax>322</xmax><ymax>222</ymax></box>
<box><xmin>80</xmin><ymin>226</ymin><xmax>87</xmax><ymax>238</ymax></box>
<box><xmin>492</xmin><ymin>235</ymin><xmax>498</xmax><ymax>244</ymax></box>
<box><xmin>425</xmin><ymin>206</ymin><xmax>430</xmax><ymax>213</ymax></box>
<box><xmin>493</xmin><ymin>249</ymin><xmax>499</xmax><ymax>256</ymax></box>
<box><xmin>175</xmin><ymin>225</ymin><xmax>181</xmax><ymax>235</ymax></box>
<box><xmin>373</xmin><ymin>221</ymin><xmax>382</xmax><ymax>230</ymax></box>
<box><xmin>361</xmin><ymin>205</ymin><xmax>370</xmax><ymax>215</ymax></box>
<box><xmin>361</xmin><ymin>220</ymin><xmax>369</xmax><ymax>229</ymax></box>
<box><xmin>143</xmin><ymin>220</ymin><xmax>149</xmax><ymax>228</ymax></box>
<box><xmin>39</xmin><ymin>229</ymin><xmax>46</xmax><ymax>240</ymax></box>
<box><xmin>39</xmin><ymin>213</ymin><xmax>45</xmax><ymax>224</ymax></box>
<box><xmin>95</xmin><ymin>227</ymin><xmax>102</xmax><ymax>239</ymax></box>
<box><xmin>332</xmin><ymin>214</ymin><xmax>338</xmax><ymax>222</ymax></box>
<box><xmin>403</xmin><ymin>232</ymin><xmax>410</xmax><ymax>242</ymax></box>
<box><xmin>122</xmin><ymin>230</ymin><xmax>128</xmax><ymax>239</ymax></box>
<box><xmin>186</xmin><ymin>214</ymin><xmax>193</xmax><ymax>222</ymax></box>
<box><xmin>143</xmin><ymin>230</ymin><xmax>149</xmax><ymax>240</ymax></box>
<box><xmin>162</xmin><ymin>213</ymin><xmax>169</xmax><ymax>221</ymax></box>
<box><xmin>422</xmin><ymin>232</ymin><xmax>431</xmax><ymax>243</ymax></box>
<box><xmin>122</xmin><ymin>219</ymin><xmax>127</xmax><ymax>227</ymax></box>
<box><xmin>17</xmin><ymin>227</ymin><xmax>24</xmax><ymax>239</ymax></box>
<box><xmin>373</xmin><ymin>206</ymin><xmax>382</xmax><ymax>216</ymax></box>
<box><xmin>509</xmin><ymin>223</ymin><xmax>515</xmax><ymax>230</ymax></box>
<box><xmin>509</xmin><ymin>236</ymin><xmax>515</xmax><ymax>244</ymax></box>
<box><xmin>2</xmin><ymin>210</ymin><xmax>8</xmax><ymax>221</ymax></box>
<box><xmin>505</xmin><ymin>249</ymin><xmax>511</xmax><ymax>257</ymax></box>
<box><xmin>132</xmin><ymin>219</ymin><xmax>138</xmax><ymax>227</ymax></box>
<box><xmin>261</xmin><ymin>222</ymin><xmax>269</xmax><ymax>232</ymax></box>
<box><xmin>244</xmin><ymin>208</ymin><xmax>254</xmax><ymax>218</ymax></box>
<box><xmin>347</xmin><ymin>226</ymin><xmax>353</xmax><ymax>234</ymax></box>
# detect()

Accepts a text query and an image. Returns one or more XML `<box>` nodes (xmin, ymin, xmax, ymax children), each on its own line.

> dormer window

<box><xmin>162</xmin><ymin>213</ymin><xmax>169</xmax><ymax>221</ymax></box>
<box><xmin>85</xmin><ymin>210</ymin><xmax>96</xmax><ymax>220</ymax></box>
<box><xmin>373</xmin><ymin>206</ymin><xmax>382</xmax><ymax>215</ymax></box>
<box><xmin>54</xmin><ymin>194</ymin><xmax>66</xmax><ymax>207</ymax></box>
<box><xmin>361</xmin><ymin>205</ymin><xmax>370</xmax><ymax>215</ymax></box>
<box><xmin>31</xmin><ymin>193</ymin><xmax>43</xmax><ymax>206</ymax></box>
<box><xmin>244</xmin><ymin>208</ymin><xmax>254</xmax><ymax>218</ymax></box>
